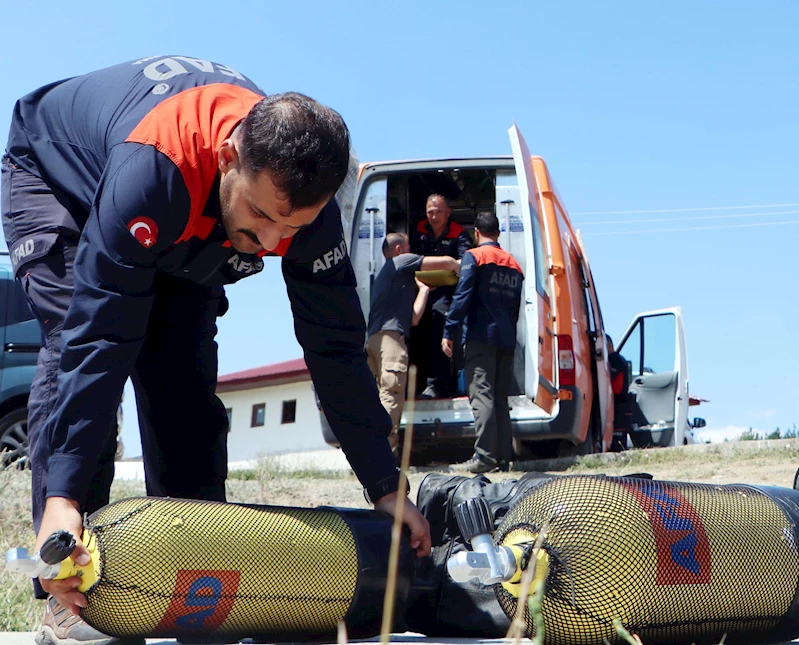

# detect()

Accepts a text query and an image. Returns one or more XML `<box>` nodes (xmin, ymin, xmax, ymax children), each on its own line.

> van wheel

<box><xmin>0</xmin><ymin>408</ymin><xmax>30</xmax><ymax>471</ymax></box>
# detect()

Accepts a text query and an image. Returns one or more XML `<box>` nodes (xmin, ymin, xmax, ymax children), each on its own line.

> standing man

<box><xmin>442</xmin><ymin>212</ymin><xmax>523</xmax><ymax>474</ymax></box>
<box><xmin>366</xmin><ymin>233</ymin><xmax>460</xmax><ymax>451</ymax></box>
<box><xmin>2</xmin><ymin>55</ymin><xmax>430</xmax><ymax>645</ymax></box>
<box><xmin>410</xmin><ymin>194</ymin><xmax>472</xmax><ymax>398</ymax></box>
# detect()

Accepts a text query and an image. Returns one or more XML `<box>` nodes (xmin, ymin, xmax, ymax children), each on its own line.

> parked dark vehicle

<box><xmin>0</xmin><ymin>251</ymin><xmax>41</xmax><ymax>469</ymax></box>
<box><xmin>0</xmin><ymin>251</ymin><xmax>125</xmax><ymax>470</ymax></box>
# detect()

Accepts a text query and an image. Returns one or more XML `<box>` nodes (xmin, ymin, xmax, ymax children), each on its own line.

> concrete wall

<box><xmin>218</xmin><ymin>380</ymin><xmax>326</xmax><ymax>461</ymax></box>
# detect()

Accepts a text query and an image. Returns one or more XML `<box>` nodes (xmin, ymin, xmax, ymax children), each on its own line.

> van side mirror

<box><xmin>692</xmin><ymin>417</ymin><xmax>706</xmax><ymax>428</ymax></box>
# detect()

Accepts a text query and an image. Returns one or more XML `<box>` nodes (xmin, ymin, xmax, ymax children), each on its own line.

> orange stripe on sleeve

<box><xmin>126</xmin><ymin>84</ymin><xmax>263</xmax><ymax>243</ymax></box>
<box><xmin>472</xmin><ymin>245</ymin><xmax>523</xmax><ymax>274</ymax></box>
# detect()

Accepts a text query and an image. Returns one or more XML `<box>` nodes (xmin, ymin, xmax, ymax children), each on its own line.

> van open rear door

<box><xmin>575</xmin><ymin>230</ymin><xmax>612</xmax><ymax>448</ymax></box>
<box><xmin>616</xmin><ymin>307</ymin><xmax>689</xmax><ymax>447</ymax></box>
<box><xmin>509</xmin><ymin>125</ymin><xmax>557</xmax><ymax>414</ymax></box>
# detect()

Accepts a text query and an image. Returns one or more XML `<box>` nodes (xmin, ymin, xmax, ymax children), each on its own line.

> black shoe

<box><xmin>449</xmin><ymin>455</ymin><xmax>497</xmax><ymax>474</ymax></box>
<box><xmin>36</xmin><ymin>595</ymin><xmax>144</xmax><ymax>645</ymax></box>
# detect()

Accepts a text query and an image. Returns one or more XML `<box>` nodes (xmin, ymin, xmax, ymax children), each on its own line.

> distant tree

<box><xmin>766</xmin><ymin>429</ymin><xmax>782</xmax><ymax>440</ymax></box>
<box><xmin>738</xmin><ymin>427</ymin><xmax>761</xmax><ymax>441</ymax></box>
<box><xmin>783</xmin><ymin>425</ymin><xmax>798</xmax><ymax>439</ymax></box>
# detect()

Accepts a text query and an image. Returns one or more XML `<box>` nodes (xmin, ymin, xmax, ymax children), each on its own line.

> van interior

<box><xmin>384</xmin><ymin>166</ymin><xmax>499</xmax><ymax>240</ymax></box>
<box><xmin>356</xmin><ymin>162</ymin><xmax>526</xmax><ymax>399</ymax></box>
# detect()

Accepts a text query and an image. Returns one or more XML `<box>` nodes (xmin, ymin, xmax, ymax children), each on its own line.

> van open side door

<box><xmin>509</xmin><ymin>125</ymin><xmax>557</xmax><ymax>414</ymax></box>
<box><xmin>616</xmin><ymin>307</ymin><xmax>689</xmax><ymax>447</ymax></box>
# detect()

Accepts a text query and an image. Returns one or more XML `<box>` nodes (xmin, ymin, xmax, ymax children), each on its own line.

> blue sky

<box><xmin>1</xmin><ymin>1</ymin><xmax>796</xmax><ymax>454</ymax></box>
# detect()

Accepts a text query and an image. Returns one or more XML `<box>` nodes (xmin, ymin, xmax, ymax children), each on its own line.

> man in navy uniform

<box><xmin>2</xmin><ymin>55</ymin><xmax>430</xmax><ymax>645</ymax></box>
<box><xmin>442</xmin><ymin>212</ymin><xmax>523</xmax><ymax>474</ymax></box>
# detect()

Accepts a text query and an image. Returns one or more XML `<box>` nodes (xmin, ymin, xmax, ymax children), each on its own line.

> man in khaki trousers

<box><xmin>366</xmin><ymin>233</ymin><xmax>460</xmax><ymax>451</ymax></box>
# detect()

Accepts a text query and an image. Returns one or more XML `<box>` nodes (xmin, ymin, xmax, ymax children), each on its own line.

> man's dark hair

<box><xmin>382</xmin><ymin>232</ymin><xmax>408</xmax><ymax>258</ymax></box>
<box><xmin>474</xmin><ymin>211</ymin><xmax>500</xmax><ymax>237</ymax></box>
<box><xmin>238</xmin><ymin>92</ymin><xmax>351</xmax><ymax>210</ymax></box>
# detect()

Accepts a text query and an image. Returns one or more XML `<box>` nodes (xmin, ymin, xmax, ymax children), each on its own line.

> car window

<box><xmin>619</xmin><ymin>313</ymin><xmax>677</xmax><ymax>376</ymax></box>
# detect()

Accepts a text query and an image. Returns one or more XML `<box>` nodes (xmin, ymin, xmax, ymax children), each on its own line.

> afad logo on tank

<box><xmin>155</xmin><ymin>569</ymin><xmax>241</xmax><ymax>633</ymax></box>
<box><xmin>622</xmin><ymin>482</ymin><xmax>711</xmax><ymax>585</ymax></box>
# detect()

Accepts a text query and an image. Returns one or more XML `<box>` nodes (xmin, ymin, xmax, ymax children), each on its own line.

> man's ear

<box><xmin>218</xmin><ymin>139</ymin><xmax>240</xmax><ymax>173</ymax></box>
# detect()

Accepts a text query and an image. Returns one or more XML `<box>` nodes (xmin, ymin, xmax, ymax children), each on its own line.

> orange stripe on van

<box><xmin>126</xmin><ymin>84</ymin><xmax>263</xmax><ymax>243</ymax></box>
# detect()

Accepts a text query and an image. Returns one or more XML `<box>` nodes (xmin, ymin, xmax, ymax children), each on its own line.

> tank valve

<box><xmin>446</xmin><ymin>497</ymin><xmax>516</xmax><ymax>584</ymax></box>
<box><xmin>6</xmin><ymin>530</ymin><xmax>76</xmax><ymax>579</ymax></box>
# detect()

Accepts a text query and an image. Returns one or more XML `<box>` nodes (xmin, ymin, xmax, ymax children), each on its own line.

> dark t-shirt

<box><xmin>367</xmin><ymin>253</ymin><xmax>424</xmax><ymax>338</ymax></box>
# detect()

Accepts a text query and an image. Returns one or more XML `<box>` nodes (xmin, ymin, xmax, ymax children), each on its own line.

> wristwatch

<box><xmin>363</xmin><ymin>468</ymin><xmax>410</xmax><ymax>505</ymax></box>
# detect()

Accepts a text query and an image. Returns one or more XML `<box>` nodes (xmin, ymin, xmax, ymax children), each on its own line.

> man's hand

<box><xmin>373</xmin><ymin>492</ymin><xmax>432</xmax><ymax>558</ymax></box>
<box><xmin>441</xmin><ymin>338</ymin><xmax>454</xmax><ymax>358</ymax></box>
<box><xmin>34</xmin><ymin>497</ymin><xmax>91</xmax><ymax>615</ymax></box>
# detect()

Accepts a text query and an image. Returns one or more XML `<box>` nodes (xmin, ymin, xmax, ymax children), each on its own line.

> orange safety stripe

<box><xmin>416</xmin><ymin>219</ymin><xmax>465</xmax><ymax>239</ymax></box>
<box><xmin>126</xmin><ymin>83</ymin><xmax>263</xmax><ymax>243</ymax></box>
<box><xmin>471</xmin><ymin>244</ymin><xmax>523</xmax><ymax>274</ymax></box>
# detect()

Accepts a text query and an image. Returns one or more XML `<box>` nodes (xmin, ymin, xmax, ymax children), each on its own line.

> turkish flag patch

<box><xmin>128</xmin><ymin>216</ymin><xmax>159</xmax><ymax>248</ymax></box>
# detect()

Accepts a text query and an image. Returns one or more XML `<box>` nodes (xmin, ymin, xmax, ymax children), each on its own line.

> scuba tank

<box><xmin>7</xmin><ymin>497</ymin><xmax>414</xmax><ymax>642</ymax></box>
<box><xmin>447</xmin><ymin>473</ymin><xmax>799</xmax><ymax>645</ymax></box>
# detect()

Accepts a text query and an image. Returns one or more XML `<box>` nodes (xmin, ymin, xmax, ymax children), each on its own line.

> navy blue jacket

<box><xmin>443</xmin><ymin>241</ymin><xmax>524</xmax><ymax>350</ymax></box>
<box><xmin>5</xmin><ymin>56</ymin><xmax>395</xmax><ymax>505</ymax></box>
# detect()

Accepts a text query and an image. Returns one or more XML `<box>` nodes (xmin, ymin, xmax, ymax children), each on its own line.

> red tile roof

<box><xmin>216</xmin><ymin>358</ymin><xmax>310</xmax><ymax>392</ymax></box>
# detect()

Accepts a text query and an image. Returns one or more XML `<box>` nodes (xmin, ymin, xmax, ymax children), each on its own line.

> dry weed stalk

<box><xmin>507</xmin><ymin>520</ymin><xmax>550</xmax><ymax>645</ymax></box>
<box><xmin>380</xmin><ymin>366</ymin><xmax>417</xmax><ymax>645</ymax></box>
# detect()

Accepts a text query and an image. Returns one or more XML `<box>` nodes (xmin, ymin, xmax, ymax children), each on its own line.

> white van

<box><xmin>320</xmin><ymin>126</ymin><xmax>698</xmax><ymax>462</ymax></box>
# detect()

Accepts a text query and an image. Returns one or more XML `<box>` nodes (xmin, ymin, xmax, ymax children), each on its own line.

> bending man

<box><xmin>1</xmin><ymin>55</ymin><xmax>430</xmax><ymax>645</ymax></box>
<box><xmin>366</xmin><ymin>232</ymin><xmax>460</xmax><ymax>451</ymax></box>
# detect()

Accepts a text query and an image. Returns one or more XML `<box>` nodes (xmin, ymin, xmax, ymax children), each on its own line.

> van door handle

<box><xmin>635</xmin><ymin>377</ymin><xmax>644</xmax><ymax>385</ymax></box>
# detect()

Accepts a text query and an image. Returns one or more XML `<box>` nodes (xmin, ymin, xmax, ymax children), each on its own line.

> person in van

<box><xmin>410</xmin><ymin>194</ymin><xmax>473</xmax><ymax>399</ymax></box>
<box><xmin>366</xmin><ymin>233</ymin><xmax>460</xmax><ymax>452</ymax></box>
<box><xmin>441</xmin><ymin>212</ymin><xmax>523</xmax><ymax>474</ymax></box>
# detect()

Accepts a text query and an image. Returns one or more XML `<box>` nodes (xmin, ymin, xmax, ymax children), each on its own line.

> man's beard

<box><xmin>219</xmin><ymin>177</ymin><xmax>258</xmax><ymax>252</ymax></box>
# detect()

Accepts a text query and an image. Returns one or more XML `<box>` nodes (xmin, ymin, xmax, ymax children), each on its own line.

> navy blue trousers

<box><xmin>2</xmin><ymin>156</ymin><xmax>229</xmax><ymax>597</ymax></box>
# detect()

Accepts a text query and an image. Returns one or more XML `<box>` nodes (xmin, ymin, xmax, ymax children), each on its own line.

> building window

<box><xmin>225</xmin><ymin>408</ymin><xmax>233</xmax><ymax>431</ymax></box>
<box><xmin>281</xmin><ymin>400</ymin><xmax>297</xmax><ymax>424</ymax></box>
<box><xmin>251</xmin><ymin>403</ymin><xmax>265</xmax><ymax>427</ymax></box>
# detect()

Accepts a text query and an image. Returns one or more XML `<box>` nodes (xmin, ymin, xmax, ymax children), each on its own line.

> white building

<box><xmin>216</xmin><ymin>358</ymin><xmax>326</xmax><ymax>461</ymax></box>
